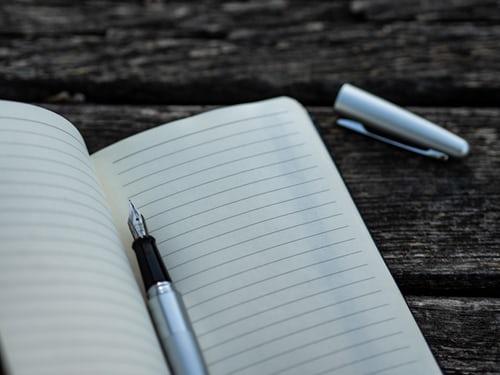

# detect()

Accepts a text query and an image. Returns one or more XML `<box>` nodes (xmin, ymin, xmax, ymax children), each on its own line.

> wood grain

<box><xmin>350</xmin><ymin>0</ymin><xmax>500</xmax><ymax>22</ymax></box>
<box><xmin>0</xmin><ymin>0</ymin><xmax>499</xmax><ymax>106</ymax></box>
<box><xmin>42</xmin><ymin>103</ymin><xmax>500</xmax><ymax>296</ymax></box>
<box><xmin>407</xmin><ymin>296</ymin><xmax>499</xmax><ymax>375</ymax></box>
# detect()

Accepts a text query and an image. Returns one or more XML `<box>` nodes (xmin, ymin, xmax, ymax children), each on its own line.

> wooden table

<box><xmin>1</xmin><ymin>1</ymin><xmax>498</xmax><ymax>373</ymax></box>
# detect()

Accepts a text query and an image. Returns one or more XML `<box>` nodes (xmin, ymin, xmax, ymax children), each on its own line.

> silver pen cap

<box><xmin>334</xmin><ymin>84</ymin><xmax>469</xmax><ymax>158</ymax></box>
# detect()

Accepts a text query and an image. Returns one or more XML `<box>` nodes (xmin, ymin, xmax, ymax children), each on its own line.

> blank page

<box><xmin>0</xmin><ymin>101</ymin><xmax>169</xmax><ymax>375</ymax></box>
<box><xmin>92</xmin><ymin>97</ymin><xmax>441</xmax><ymax>375</ymax></box>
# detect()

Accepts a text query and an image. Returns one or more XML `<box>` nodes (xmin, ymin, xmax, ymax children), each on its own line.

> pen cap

<box><xmin>334</xmin><ymin>84</ymin><xmax>469</xmax><ymax>158</ymax></box>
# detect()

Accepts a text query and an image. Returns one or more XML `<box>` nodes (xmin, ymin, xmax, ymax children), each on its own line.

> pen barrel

<box><xmin>148</xmin><ymin>282</ymin><xmax>208</xmax><ymax>375</ymax></box>
<box><xmin>334</xmin><ymin>84</ymin><xmax>469</xmax><ymax>158</ymax></box>
<box><xmin>132</xmin><ymin>236</ymin><xmax>171</xmax><ymax>290</ymax></box>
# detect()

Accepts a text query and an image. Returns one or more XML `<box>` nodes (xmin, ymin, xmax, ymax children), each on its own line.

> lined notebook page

<box><xmin>0</xmin><ymin>101</ymin><xmax>169</xmax><ymax>375</ymax></box>
<box><xmin>92</xmin><ymin>97</ymin><xmax>441</xmax><ymax>375</ymax></box>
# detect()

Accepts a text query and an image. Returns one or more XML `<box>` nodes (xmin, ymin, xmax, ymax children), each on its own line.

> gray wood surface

<box><xmin>0</xmin><ymin>0</ymin><xmax>499</xmax><ymax>106</ymax></box>
<box><xmin>407</xmin><ymin>296</ymin><xmax>499</xmax><ymax>375</ymax></box>
<box><xmin>1</xmin><ymin>0</ymin><xmax>499</xmax><ymax>373</ymax></box>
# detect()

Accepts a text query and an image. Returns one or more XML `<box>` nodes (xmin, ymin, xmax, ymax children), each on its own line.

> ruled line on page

<box><xmin>0</xmin><ymin>168</ymin><xmax>106</xmax><ymax>200</ymax></box>
<box><xmin>129</xmin><ymin>146</ymin><xmax>308</xmax><ymax>199</ymax></box>
<box><xmin>17</xmin><ymin>334</ymin><xmax>163</xmax><ymax>360</ymax></box>
<box><xmin>194</xmin><ymin>266</ymin><xmax>368</xmax><ymax>326</ymax></box>
<box><xmin>149</xmin><ymin>188</ymin><xmax>331</xmax><ymax>234</ymax></box>
<box><xmin>192</xmin><ymin>270</ymin><xmax>370</xmax><ymax>324</ymax></box>
<box><xmin>0</xmin><ymin>241</ymin><xmax>134</xmax><ymax>288</ymax></box>
<box><xmin>364</xmin><ymin>360</ymin><xmax>419</xmax><ymax>375</ymax></box>
<box><xmin>175</xmin><ymin>231</ymin><xmax>354</xmax><ymax>283</ymax></box>
<box><xmin>3</xmin><ymin>298</ymin><xmax>154</xmax><ymax>332</ymax></box>
<box><xmin>117</xmin><ymin>121</ymin><xmax>295</xmax><ymax>175</ymax></box>
<box><xmin>123</xmin><ymin>131</ymin><xmax>299</xmax><ymax>185</ymax></box>
<box><xmin>268</xmin><ymin>330</ymin><xmax>404</xmax><ymax>375</ymax></box>
<box><xmin>1</xmin><ymin>293</ymin><xmax>149</xmax><ymax>322</ymax></box>
<box><xmin>124</xmin><ymin>140</ymin><xmax>304</xmax><ymax>188</ymax></box>
<box><xmin>0</xmin><ymin>116</ymin><xmax>85</xmax><ymax>146</ymax></box>
<box><xmin>187</xmin><ymin>259</ymin><xmax>368</xmax><ymax>321</ymax></box>
<box><xmin>17</xmin><ymin>338</ymin><xmax>159</xmax><ymax>362</ymax></box>
<box><xmin>197</xmin><ymin>289</ymin><xmax>382</xmax><ymax>338</ymax></box>
<box><xmin>0</xmin><ymin>179</ymin><xmax>109</xmax><ymax>216</ymax></box>
<box><xmin>6</xmin><ymin>281</ymin><xmax>144</xmax><ymax>311</ymax></box>
<box><xmin>133</xmin><ymin>153</ymin><xmax>311</xmax><ymax>205</ymax></box>
<box><xmin>120</xmin><ymin>129</ymin><xmax>298</xmax><ymax>182</ymax></box>
<box><xmin>187</xmin><ymin>249</ymin><xmax>363</xmax><ymax>306</ymax></box>
<box><xmin>0</xmin><ymin>142</ymin><xmax>92</xmax><ymax>171</ymax></box>
<box><xmin>0</xmin><ymin>154</ymin><xmax>101</xmax><ymax>184</ymax></box>
<box><xmin>205</xmin><ymin>303</ymin><xmax>389</xmax><ymax>360</ymax></box>
<box><xmin>0</xmin><ymin>194</ymin><xmax>115</xmax><ymax>227</ymax></box>
<box><xmin>18</xmin><ymin>354</ymin><xmax>165</xmax><ymax>375</ymax></box>
<box><xmin>113</xmin><ymin>110</ymin><xmax>290</xmax><ymax>163</ymax></box>
<box><xmin>0</xmin><ymin>236</ymin><xmax>129</xmax><ymax>267</ymax></box>
<box><xmin>313</xmin><ymin>346</ymin><xmax>411</xmax><ymax>375</ymax></box>
<box><xmin>191</xmin><ymin>266</ymin><xmax>371</xmax><ymax>329</ymax></box>
<box><xmin>0</xmin><ymin>186</ymin><xmax>116</xmax><ymax>231</ymax></box>
<box><xmin>0</xmin><ymin>207</ymin><xmax>118</xmax><ymax>235</ymax></box>
<box><xmin>146</xmin><ymin>171</ymin><xmax>321</xmax><ymax>220</ymax></box>
<box><xmin>148</xmin><ymin>171</ymin><xmax>314</xmax><ymax>225</ymax></box>
<box><xmin>15</xmin><ymin>322</ymin><xmax>160</xmax><ymax>351</ymax></box>
<box><xmin>18</xmin><ymin>355</ymin><xmax>164</xmax><ymax>374</ymax></box>
<box><xmin>0</xmin><ymin>128</ymin><xmax>88</xmax><ymax>157</ymax></box>
<box><xmin>158</xmin><ymin>200</ymin><xmax>335</xmax><ymax>244</ymax></box>
<box><xmin>177</xmin><ymin>238</ymin><xmax>354</xmax><ymax>292</ymax></box>
<box><xmin>1</xmin><ymin>246</ymin><xmax>134</xmax><ymax>277</ymax></box>
<box><xmin>4</xmin><ymin>266</ymin><xmax>142</xmax><ymax>299</ymax></box>
<box><xmin>2</xmin><ymin>296</ymin><xmax>158</xmax><ymax>345</ymax></box>
<box><xmin>0</xmin><ymin>222</ymin><xmax>120</xmax><ymax>247</ymax></box>
<box><xmin>203</xmin><ymin>297</ymin><xmax>387</xmax><ymax>353</ymax></box>
<box><xmin>10</xmin><ymin>327</ymin><xmax>153</xmax><ymax>358</ymax></box>
<box><xmin>169</xmin><ymin>218</ymin><xmax>347</xmax><ymax>270</ymax></box>
<box><xmin>1</xmin><ymin>299</ymin><xmax>151</xmax><ymax>329</ymax></box>
<box><xmin>161</xmin><ymin>201</ymin><xmax>338</xmax><ymax>251</ymax></box>
<box><xmin>15</xmin><ymin>325</ymin><xmax>160</xmax><ymax>350</ymax></box>
<box><xmin>226</xmin><ymin>324</ymin><xmax>401</xmax><ymax>375</ymax></box>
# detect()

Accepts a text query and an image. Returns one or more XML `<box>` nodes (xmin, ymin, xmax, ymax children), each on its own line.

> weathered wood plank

<box><xmin>40</xmin><ymin>103</ymin><xmax>500</xmax><ymax>296</ymax></box>
<box><xmin>1</xmin><ymin>1</ymin><xmax>499</xmax><ymax>106</ymax></box>
<box><xmin>407</xmin><ymin>296</ymin><xmax>499</xmax><ymax>375</ymax></box>
<box><xmin>2</xmin><ymin>1</ymin><xmax>350</xmax><ymax>35</ymax></box>
<box><xmin>350</xmin><ymin>0</ymin><xmax>500</xmax><ymax>22</ymax></box>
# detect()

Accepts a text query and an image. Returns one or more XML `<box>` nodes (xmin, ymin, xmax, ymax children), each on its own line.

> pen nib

<box><xmin>128</xmin><ymin>200</ymin><xmax>148</xmax><ymax>240</ymax></box>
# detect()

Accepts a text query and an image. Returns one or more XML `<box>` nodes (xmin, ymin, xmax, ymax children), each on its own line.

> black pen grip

<box><xmin>132</xmin><ymin>235</ymin><xmax>171</xmax><ymax>291</ymax></box>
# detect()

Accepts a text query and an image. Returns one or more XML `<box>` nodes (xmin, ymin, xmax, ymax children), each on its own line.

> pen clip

<box><xmin>336</xmin><ymin>118</ymin><xmax>449</xmax><ymax>161</ymax></box>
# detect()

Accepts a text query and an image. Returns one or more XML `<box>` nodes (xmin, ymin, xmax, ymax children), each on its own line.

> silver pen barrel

<box><xmin>148</xmin><ymin>282</ymin><xmax>208</xmax><ymax>375</ymax></box>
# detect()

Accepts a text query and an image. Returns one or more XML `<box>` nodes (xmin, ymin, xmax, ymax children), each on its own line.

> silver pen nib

<box><xmin>128</xmin><ymin>201</ymin><xmax>148</xmax><ymax>240</ymax></box>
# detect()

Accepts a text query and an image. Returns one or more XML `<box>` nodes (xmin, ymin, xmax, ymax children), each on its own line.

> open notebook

<box><xmin>0</xmin><ymin>98</ymin><xmax>441</xmax><ymax>375</ymax></box>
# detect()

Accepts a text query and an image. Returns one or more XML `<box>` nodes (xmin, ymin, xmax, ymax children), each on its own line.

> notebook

<box><xmin>0</xmin><ymin>97</ymin><xmax>441</xmax><ymax>375</ymax></box>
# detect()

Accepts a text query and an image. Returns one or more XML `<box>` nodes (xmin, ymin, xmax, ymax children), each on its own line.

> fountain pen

<box><xmin>128</xmin><ymin>201</ymin><xmax>208</xmax><ymax>375</ymax></box>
